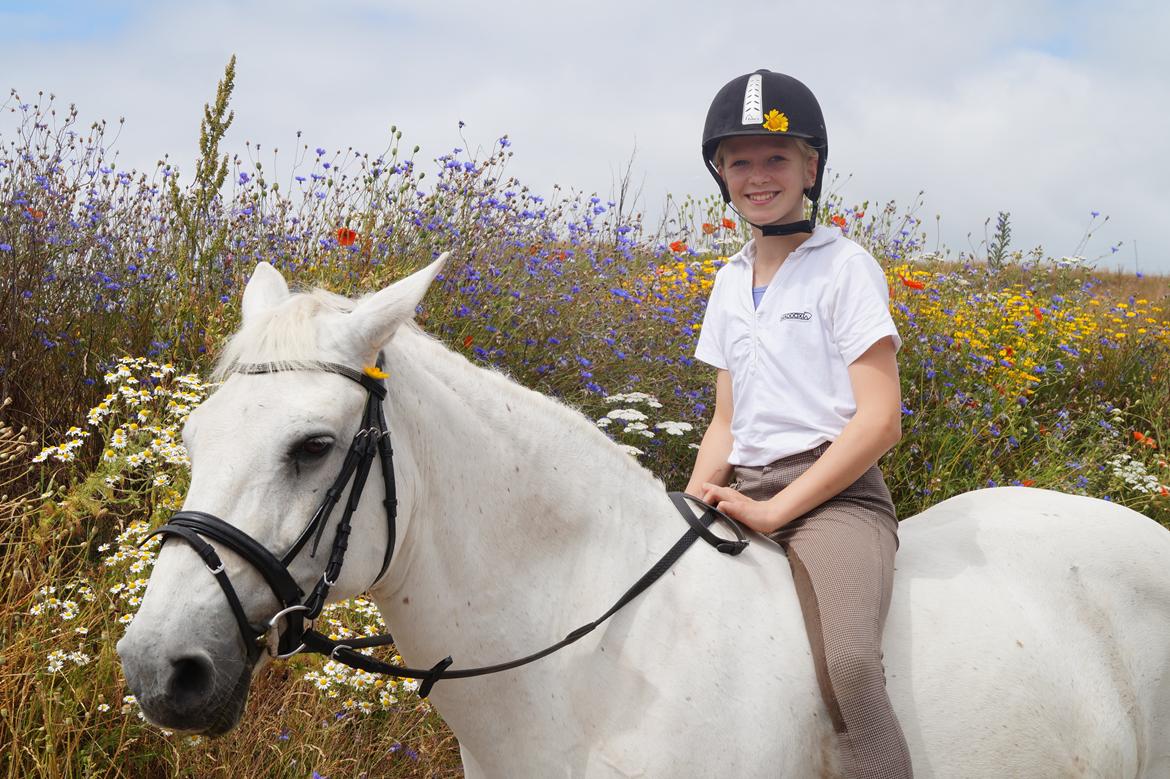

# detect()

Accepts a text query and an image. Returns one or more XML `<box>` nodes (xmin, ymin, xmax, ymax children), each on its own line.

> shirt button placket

<box><xmin>751</xmin><ymin>309</ymin><xmax>759</xmax><ymax>369</ymax></box>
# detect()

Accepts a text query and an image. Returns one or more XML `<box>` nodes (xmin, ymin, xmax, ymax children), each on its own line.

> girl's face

<box><xmin>718</xmin><ymin>136</ymin><xmax>818</xmax><ymax>229</ymax></box>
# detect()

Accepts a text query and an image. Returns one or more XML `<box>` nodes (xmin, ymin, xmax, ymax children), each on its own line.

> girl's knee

<box><xmin>824</xmin><ymin>645</ymin><xmax>886</xmax><ymax>695</ymax></box>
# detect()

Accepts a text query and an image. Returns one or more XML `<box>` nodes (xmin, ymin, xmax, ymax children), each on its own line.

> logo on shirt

<box><xmin>780</xmin><ymin>311</ymin><xmax>813</xmax><ymax>321</ymax></box>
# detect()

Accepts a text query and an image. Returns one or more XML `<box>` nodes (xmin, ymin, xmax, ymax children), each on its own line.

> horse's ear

<box><xmin>241</xmin><ymin>262</ymin><xmax>290</xmax><ymax>324</ymax></box>
<box><xmin>347</xmin><ymin>253</ymin><xmax>449</xmax><ymax>350</ymax></box>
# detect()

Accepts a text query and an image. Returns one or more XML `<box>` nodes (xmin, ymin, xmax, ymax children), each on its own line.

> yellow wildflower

<box><xmin>761</xmin><ymin>109</ymin><xmax>789</xmax><ymax>132</ymax></box>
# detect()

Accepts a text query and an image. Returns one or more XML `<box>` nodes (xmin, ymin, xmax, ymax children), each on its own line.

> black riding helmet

<box><xmin>702</xmin><ymin>70</ymin><xmax>828</xmax><ymax>236</ymax></box>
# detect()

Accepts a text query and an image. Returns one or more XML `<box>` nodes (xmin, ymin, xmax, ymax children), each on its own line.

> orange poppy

<box><xmin>26</xmin><ymin>208</ymin><xmax>45</xmax><ymax>220</ymax></box>
<box><xmin>669</xmin><ymin>240</ymin><xmax>687</xmax><ymax>253</ymax></box>
<box><xmin>336</xmin><ymin>227</ymin><xmax>357</xmax><ymax>246</ymax></box>
<box><xmin>701</xmin><ymin>223</ymin><xmax>716</xmax><ymax>235</ymax></box>
<box><xmin>854</xmin><ymin>210</ymin><xmax>865</xmax><ymax>219</ymax></box>
<box><xmin>899</xmin><ymin>274</ymin><xmax>925</xmax><ymax>290</ymax></box>
<box><xmin>1021</xmin><ymin>479</ymin><xmax>1035</xmax><ymax>487</ymax></box>
<box><xmin>1134</xmin><ymin>431</ymin><xmax>1158</xmax><ymax>449</ymax></box>
<box><xmin>830</xmin><ymin>214</ymin><xmax>847</xmax><ymax>228</ymax></box>
<box><xmin>1033</xmin><ymin>306</ymin><xmax>1043</xmax><ymax>321</ymax></box>
<box><xmin>721</xmin><ymin>217</ymin><xmax>736</xmax><ymax>229</ymax></box>
<box><xmin>463</xmin><ymin>335</ymin><xmax>473</xmax><ymax>349</ymax></box>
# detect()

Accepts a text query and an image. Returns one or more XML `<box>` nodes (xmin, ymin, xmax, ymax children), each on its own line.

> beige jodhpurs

<box><xmin>733</xmin><ymin>442</ymin><xmax>913</xmax><ymax>778</ymax></box>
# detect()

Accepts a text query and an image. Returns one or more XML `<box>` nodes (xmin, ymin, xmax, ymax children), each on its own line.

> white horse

<box><xmin>118</xmin><ymin>257</ymin><xmax>1170</xmax><ymax>777</ymax></box>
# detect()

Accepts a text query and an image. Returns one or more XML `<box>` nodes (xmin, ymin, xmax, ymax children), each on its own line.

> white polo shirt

<box><xmin>694</xmin><ymin>225</ymin><xmax>901</xmax><ymax>466</ymax></box>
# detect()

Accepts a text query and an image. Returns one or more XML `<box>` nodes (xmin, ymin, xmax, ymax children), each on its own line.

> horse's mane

<box><xmin>212</xmin><ymin>286</ymin><xmax>667</xmax><ymax>493</ymax></box>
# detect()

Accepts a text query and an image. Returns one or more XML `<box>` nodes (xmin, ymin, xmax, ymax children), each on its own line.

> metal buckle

<box><xmin>329</xmin><ymin>643</ymin><xmax>352</xmax><ymax>661</ymax></box>
<box><xmin>260</xmin><ymin>604</ymin><xmax>312</xmax><ymax>659</ymax></box>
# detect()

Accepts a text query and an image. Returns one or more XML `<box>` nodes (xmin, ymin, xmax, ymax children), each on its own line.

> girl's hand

<box><xmin>700</xmin><ymin>482</ymin><xmax>789</xmax><ymax>535</ymax></box>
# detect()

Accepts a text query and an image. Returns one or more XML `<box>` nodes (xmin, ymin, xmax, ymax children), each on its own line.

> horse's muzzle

<box><xmin>117</xmin><ymin>634</ymin><xmax>253</xmax><ymax>735</ymax></box>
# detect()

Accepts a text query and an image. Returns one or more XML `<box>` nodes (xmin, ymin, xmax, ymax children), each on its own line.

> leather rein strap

<box><xmin>144</xmin><ymin>357</ymin><xmax>749</xmax><ymax>697</ymax></box>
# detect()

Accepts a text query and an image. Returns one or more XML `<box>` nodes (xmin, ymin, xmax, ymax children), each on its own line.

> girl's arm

<box><xmin>684</xmin><ymin>369</ymin><xmax>735</xmax><ymax>496</ymax></box>
<box><xmin>702</xmin><ymin>336</ymin><xmax>901</xmax><ymax>534</ymax></box>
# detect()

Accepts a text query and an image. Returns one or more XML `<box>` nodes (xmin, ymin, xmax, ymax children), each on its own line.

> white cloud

<box><xmin>3</xmin><ymin>0</ymin><xmax>1167</xmax><ymax>271</ymax></box>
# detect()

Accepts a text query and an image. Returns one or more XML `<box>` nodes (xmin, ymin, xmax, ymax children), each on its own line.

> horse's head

<box><xmin>117</xmin><ymin>256</ymin><xmax>446</xmax><ymax>734</ymax></box>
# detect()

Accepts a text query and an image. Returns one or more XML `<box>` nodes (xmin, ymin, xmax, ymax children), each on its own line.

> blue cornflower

<box><xmin>238</xmin><ymin>172</ymin><xmax>250</xmax><ymax>184</ymax></box>
<box><xmin>316</xmin><ymin>147</ymin><xmax>326</xmax><ymax>156</ymax></box>
<box><xmin>0</xmin><ymin>243</ymin><xmax>11</xmax><ymax>252</ymax></box>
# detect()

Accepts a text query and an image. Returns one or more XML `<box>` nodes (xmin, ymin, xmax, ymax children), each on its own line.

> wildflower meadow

<box><xmin>2</xmin><ymin>61</ymin><xmax>1168</xmax><ymax>777</ymax></box>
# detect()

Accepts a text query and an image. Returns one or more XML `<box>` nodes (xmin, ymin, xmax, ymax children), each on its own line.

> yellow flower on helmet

<box><xmin>762</xmin><ymin>109</ymin><xmax>789</xmax><ymax>132</ymax></box>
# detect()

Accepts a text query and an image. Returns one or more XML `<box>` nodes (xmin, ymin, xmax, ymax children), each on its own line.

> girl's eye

<box><xmin>296</xmin><ymin>436</ymin><xmax>333</xmax><ymax>459</ymax></box>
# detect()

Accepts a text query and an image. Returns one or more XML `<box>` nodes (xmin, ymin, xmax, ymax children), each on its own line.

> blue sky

<box><xmin>3</xmin><ymin>0</ymin><xmax>1168</xmax><ymax>273</ymax></box>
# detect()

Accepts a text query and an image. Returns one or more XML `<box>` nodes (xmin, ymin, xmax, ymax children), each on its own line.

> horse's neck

<box><xmin>375</xmin><ymin>326</ymin><xmax>672</xmax><ymax>664</ymax></box>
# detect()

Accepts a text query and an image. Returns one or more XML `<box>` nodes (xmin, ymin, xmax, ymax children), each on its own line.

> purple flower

<box><xmin>0</xmin><ymin>244</ymin><xmax>11</xmax><ymax>252</ymax></box>
<box><xmin>238</xmin><ymin>172</ymin><xmax>250</xmax><ymax>184</ymax></box>
<box><xmin>316</xmin><ymin>147</ymin><xmax>326</xmax><ymax>156</ymax></box>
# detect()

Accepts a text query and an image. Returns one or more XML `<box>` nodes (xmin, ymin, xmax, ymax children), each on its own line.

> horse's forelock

<box><xmin>213</xmin><ymin>287</ymin><xmax>357</xmax><ymax>379</ymax></box>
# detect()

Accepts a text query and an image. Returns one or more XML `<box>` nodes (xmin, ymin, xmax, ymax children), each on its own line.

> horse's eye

<box><xmin>297</xmin><ymin>436</ymin><xmax>333</xmax><ymax>459</ymax></box>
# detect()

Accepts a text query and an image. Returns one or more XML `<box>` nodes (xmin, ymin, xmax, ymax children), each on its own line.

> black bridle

<box><xmin>146</xmin><ymin>357</ymin><xmax>748</xmax><ymax>698</ymax></box>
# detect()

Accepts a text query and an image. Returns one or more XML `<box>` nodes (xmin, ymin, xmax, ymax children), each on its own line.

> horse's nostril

<box><xmin>169</xmin><ymin>655</ymin><xmax>214</xmax><ymax>708</ymax></box>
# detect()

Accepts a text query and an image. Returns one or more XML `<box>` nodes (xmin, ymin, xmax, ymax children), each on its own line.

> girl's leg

<box><xmin>736</xmin><ymin>447</ymin><xmax>912</xmax><ymax>779</ymax></box>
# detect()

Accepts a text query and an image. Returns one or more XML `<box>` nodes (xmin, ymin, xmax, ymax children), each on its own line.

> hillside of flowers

<box><xmin>2</xmin><ymin>63</ymin><xmax>1168</xmax><ymax>777</ymax></box>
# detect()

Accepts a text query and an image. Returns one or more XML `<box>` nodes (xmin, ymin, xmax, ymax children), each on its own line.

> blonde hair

<box><xmin>714</xmin><ymin>136</ymin><xmax>818</xmax><ymax>170</ymax></box>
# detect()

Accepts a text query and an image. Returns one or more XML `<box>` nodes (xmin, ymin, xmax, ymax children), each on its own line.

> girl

<box><xmin>686</xmin><ymin>69</ymin><xmax>913</xmax><ymax>778</ymax></box>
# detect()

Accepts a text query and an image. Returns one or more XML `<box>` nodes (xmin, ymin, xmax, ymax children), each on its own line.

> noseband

<box><xmin>146</xmin><ymin>357</ymin><xmax>397</xmax><ymax>660</ymax></box>
<box><xmin>145</xmin><ymin>355</ymin><xmax>748</xmax><ymax>698</ymax></box>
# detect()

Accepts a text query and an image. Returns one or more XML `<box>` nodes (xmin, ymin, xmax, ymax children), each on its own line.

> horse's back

<box><xmin>889</xmin><ymin>487</ymin><xmax>1170</xmax><ymax>777</ymax></box>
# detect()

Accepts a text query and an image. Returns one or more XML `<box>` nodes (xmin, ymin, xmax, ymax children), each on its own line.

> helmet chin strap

<box><xmin>728</xmin><ymin>198</ymin><xmax>820</xmax><ymax>238</ymax></box>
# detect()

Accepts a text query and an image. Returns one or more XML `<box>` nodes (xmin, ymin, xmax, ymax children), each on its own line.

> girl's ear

<box><xmin>805</xmin><ymin>153</ymin><xmax>819</xmax><ymax>188</ymax></box>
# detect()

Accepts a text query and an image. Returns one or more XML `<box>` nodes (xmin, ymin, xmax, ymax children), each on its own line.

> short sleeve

<box><xmin>694</xmin><ymin>272</ymin><xmax>728</xmax><ymax>370</ymax></box>
<box><xmin>831</xmin><ymin>253</ymin><xmax>902</xmax><ymax>365</ymax></box>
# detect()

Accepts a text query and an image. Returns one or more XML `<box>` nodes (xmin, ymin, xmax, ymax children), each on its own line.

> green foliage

<box><xmin>987</xmin><ymin>210</ymin><xmax>1012</xmax><ymax>271</ymax></box>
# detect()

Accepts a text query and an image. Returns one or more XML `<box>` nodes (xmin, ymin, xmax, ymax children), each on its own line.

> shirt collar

<box><xmin>731</xmin><ymin>224</ymin><xmax>840</xmax><ymax>266</ymax></box>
